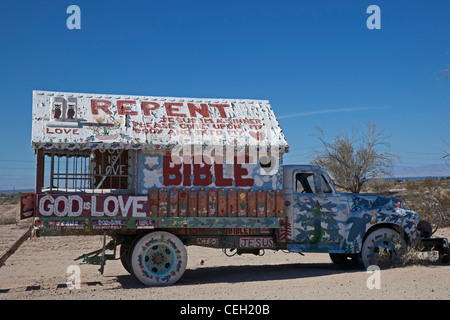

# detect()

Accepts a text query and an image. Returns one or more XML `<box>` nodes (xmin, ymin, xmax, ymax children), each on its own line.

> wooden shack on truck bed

<box><xmin>29</xmin><ymin>90</ymin><xmax>290</xmax><ymax>235</ymax></box>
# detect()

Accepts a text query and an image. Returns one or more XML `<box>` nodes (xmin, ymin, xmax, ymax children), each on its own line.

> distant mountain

<box><xmin>392</xmin><ymin>164</ymin><xmax>450</xmax><ymax>178</ymax></box>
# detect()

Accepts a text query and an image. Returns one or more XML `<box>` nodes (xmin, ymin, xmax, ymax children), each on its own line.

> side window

<box><xmin>295</xmin><ymin>172</ymin><xmax>315</xmax><ymax>193</ymax></box>
<box><xmin>319</xmin><ymin>175</ymin><xmax>332</xmax><ymax>193</ymax></box>
<box><xmin>43</xmin><ymin>149</ymin><xmax>131</xmax><ymax>193</ymax></box>
<box><xmin>93</xmin><ymin>149</ymin><xmax>129</xmax><ymax>190</ymax></box>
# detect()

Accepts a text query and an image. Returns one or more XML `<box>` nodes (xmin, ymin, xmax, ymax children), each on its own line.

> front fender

<box><xmin>342</xmin><ymin>194</ymin><xmax>420</xmax><ymax>253</ymax></box>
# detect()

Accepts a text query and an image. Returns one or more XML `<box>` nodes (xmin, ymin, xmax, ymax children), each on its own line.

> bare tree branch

<box><xmin>310</xmin><ymin>122</ymin><xmax>399</xmax><ymax>193</ymax></box>
<box><xmin>441</xmin><ymin>66</ymin><xmax>450</xmax><ymax>80</ymax></box>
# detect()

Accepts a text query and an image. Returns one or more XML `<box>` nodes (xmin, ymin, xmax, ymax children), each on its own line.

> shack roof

<box><xmin>31</xmin><ymin>90</ymin><xmax>289</xmax><ymax>152</ymax></box>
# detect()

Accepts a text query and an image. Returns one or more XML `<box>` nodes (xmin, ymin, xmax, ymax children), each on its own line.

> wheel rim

<box><xmin>369</xmin><ymin>237</ymin><xmax>403</xmax><ymax>267</ymax></box>
<box><xmin>142</xmin><ymin>242</ymin><xmax>176</xmax><ymax>277</ymax></box>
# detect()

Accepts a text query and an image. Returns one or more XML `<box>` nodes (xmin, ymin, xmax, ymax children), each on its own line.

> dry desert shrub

<box><xmin>0</xmin><ymin>194</ymin><xmax>21</xmax><ymax>225</ymax></box>
<box><xmin>0</xmin><ymin>205</ymin><xmax>19</xmax><ymax>225</ymax></box>
<box><xmin>363</xmin><ymin>177</ymin><xmax>450</xmax><ymax>230</ymax></box>
<box><xmin>402</xmin><ymin>178</ymin><xmax>450</xmax><ymax>230</ymax></box>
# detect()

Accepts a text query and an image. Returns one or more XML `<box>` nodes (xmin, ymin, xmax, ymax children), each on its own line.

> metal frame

<box><xmin>42</xmin><ymin>149</ymin><xmax>130</xmax><ymax>193</ymax></box>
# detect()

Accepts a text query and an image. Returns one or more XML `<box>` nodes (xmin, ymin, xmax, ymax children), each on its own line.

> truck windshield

<box><xmin>295</xmin><ymin>172</ymin><xmax>333</xmax><ymax>194</ymax></box>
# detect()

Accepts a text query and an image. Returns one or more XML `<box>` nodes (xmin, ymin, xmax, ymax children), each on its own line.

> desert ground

<box><xmin>0</xmin><ymin>199</ymin><xmax>449</xmax><ymax>301</ymax></box>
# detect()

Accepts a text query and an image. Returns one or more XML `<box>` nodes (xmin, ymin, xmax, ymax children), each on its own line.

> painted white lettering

<box><xmin>132</xmin><ymin>196</ymin><xmax>147</xmax><ymax>217</ymax></box>
<box><xmin>118</xmin><ymin>196</ymin><xmax>133</xmax><ymax>217</ymax></box>
<box><xmin>54</xmin><ymin>196</ymin><xmax>69</xmax><ymax>217</ymax></box>
<box><xmin>68</xmin><ymin>195</ymin><xmax>83</xmax><ymax>217</ymax></box>
<box><xmin>104</xmin><ymin>196</ymin><xmax>119</xmax><ymax>217</ymax></box>
<box><xmin>91</xmin><ymin>196</ymin><xmax>103</xmax><ymax>216</ymax></box>
<box><xmin>39</xmin><ymin>195</ymin><xmax>54</xmax><ymax>216</ymax></box>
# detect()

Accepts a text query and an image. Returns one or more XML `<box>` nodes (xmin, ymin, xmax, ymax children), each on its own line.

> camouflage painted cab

<box><xmin>281</xmin><ymin>165</ymin><xmax>434</xmax><ymax>268</ymax></box>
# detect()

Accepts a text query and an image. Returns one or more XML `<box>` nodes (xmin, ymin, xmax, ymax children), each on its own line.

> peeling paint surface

<box><xmin>31</xmin><ymin>91</ymin><xmax>289</xmax><ymax>151</ymax></box>
<box><xmin>137</xmin><ymin>153</ymin><xmax>284</xmax><ymax>193</ymax></box>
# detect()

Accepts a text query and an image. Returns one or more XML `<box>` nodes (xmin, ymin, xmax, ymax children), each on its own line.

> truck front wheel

<box><xmin>129</xmin><ymin>231</ymin><xmax>188</xmax><ymax>286</ymax></box>
<box><xmin>360</xmin><ymin>227</ymin><xmax>407</xmax><ymax>269</ymax></box>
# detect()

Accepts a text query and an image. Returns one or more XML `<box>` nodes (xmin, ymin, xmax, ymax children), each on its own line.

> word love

<box><xmin>46</xmin><ymin>128</ymin><xmax>79</xmax><ymax>135</ymax></box>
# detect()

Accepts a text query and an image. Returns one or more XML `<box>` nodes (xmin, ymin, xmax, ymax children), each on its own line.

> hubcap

<box><xmin>143</xmin><ymin>243</ymin><xmax>176</xmax><ymax>277</ymax></box>
<box><xmin>371</xmin><ymin>238</ymin><xmax>401</xmax><ymax>267</ymax></box>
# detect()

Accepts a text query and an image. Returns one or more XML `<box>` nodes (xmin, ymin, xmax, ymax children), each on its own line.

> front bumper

<box><xmin>416</xmin><ymin>237</ymin><xmax>450</xmax><ymax>262</ymax></box>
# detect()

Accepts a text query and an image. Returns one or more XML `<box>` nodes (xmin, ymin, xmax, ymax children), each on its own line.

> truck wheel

<box><xmin>360</xmin><ymin>227</ymin><xmax>407</xmax><ymax>269</ymax></box>
<box><xmin>120</xmin><ymin>244</ymin><xmax>131</xmax><ymax>274</ymax></box>
<box><xmin>129</xmin><ymin>231</ymin><xmax>187</xmax><ymax>286</ymax></box>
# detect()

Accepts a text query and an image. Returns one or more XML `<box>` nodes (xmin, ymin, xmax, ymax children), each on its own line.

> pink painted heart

<box><xmin>249</xmin><ymin>131</ymin><xmax>266</xmax><ymax>141</ymax></box>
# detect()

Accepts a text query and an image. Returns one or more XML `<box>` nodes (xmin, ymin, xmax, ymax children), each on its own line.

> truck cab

<box><xmin>281</xmin><ymin>165</ymin><xmax>423</xmax><ymax>268</ymax></box>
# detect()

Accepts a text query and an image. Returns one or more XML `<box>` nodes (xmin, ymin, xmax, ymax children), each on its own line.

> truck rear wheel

<box><xmin>129</xmin><ymin>231</ymin><xmax>187</xmax><ymax>286</ymax></box>
<box><xmin>120</xmin><ymin>244</ymin><xmax>131</xmax><ymax>274</ymax></box>
<box><xmin>360</xmin><ymin>227</ymin><xmax>407</xmax><ymax>269</ymax></box>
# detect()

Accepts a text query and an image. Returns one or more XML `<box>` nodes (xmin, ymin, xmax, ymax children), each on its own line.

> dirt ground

<box><xmin>0</xmin><ymin>202</ymin><xmax>449</xmax><ymax>301</ymax></box>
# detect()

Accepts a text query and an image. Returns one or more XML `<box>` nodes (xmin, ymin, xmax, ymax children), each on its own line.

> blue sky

<box><xmin>0</xmin><ymin>0</ymin><xmax>449</xmax><ymax>190</ymax></box>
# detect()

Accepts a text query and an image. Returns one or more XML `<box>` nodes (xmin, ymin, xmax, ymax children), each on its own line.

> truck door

<box><xmin>289</xmin><ymin>169</ymin><xmax>344</xmax><ymax>251</ymax></box>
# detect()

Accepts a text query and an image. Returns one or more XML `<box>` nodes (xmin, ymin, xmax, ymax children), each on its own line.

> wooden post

<box><xmin>0</xmin><ymin>226</ymin><xmax>32</xmax><ymax>267</ymax></box>
<box><xmin>35</xmin><ymin>149</ymin><xmax>44</xmax><ymax>193</ymax></box>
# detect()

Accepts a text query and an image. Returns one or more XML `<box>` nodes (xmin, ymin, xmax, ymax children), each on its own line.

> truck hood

<box><xmin>345</xmin><ymin>193</ymin><xmax>404</xmax><ymax>212</ymax></box>
<box><xmin>344</xmin><ymin>192</ymin><xmax>421</xmax><ymax>243</ymax></box>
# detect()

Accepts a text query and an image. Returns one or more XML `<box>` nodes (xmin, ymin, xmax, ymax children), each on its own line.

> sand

<box><xmin>0</xmin><ymin>203</ymin><xmax>448</xmax><ymax>300</ymax></box>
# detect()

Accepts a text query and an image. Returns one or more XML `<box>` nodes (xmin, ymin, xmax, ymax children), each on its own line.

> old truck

<box><xmin>16</xmin><ymin>90</ymin><xmax>448</xmax><ymax>286</ymax></box>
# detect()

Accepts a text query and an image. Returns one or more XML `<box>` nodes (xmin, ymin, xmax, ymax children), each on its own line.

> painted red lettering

<box><xmin>141</xmin><ymin>101</ymin><xmax>160</xmax><ymax>115</ymax></box>
<box><xmin>214</xmin><ymin>163</ymin><xmax>233</xmax><ymax>187</ymax></box>
<box><xmin>91</xmin><ymin>99</ymin><xmax>113</xmax><ymax>115</ymax></box>
<box><xmin>165</xmin><ymin>102</ymin><xmax>186</xmax><ymax>117</ymax></box>
<box><xmin>163</xmin><ymin>154</ymin><xmax>182</xmax><ymax>186</ymax></box>
<box><xmin>162</xmin><ymin>155</ymin><xmax>254</xmax><ymax>187</ymax></box>
<box><xmin>234</xmin><ymin>163</ymin><xmax>254</xmax><ymax>187</ymax></box>
<box><xmin>193</xmin><ymin>163</ymin><xmax>213</xmax><ymax>186</ymax></box>
<box><xmin>46</xmin><ymin>128</ymin><xmax>80</xmax><ymax>135</ymax></box>
<box><xmin>183</xmin><ymin>163</ymin><xmax>191</xmax><ymax>186</ymax></box>
<box><xmin>210</xmin><ymin>104</ymin><xmax>230</xmax><ymax>118</ymax></box>
<box><xmin>117</xmin><ymin>100</ymin><xmax>138</xmax><ymax>116</ymax></box>
<box><xmin>188</xmin><ymin>103</ymin><xmax>210</xmax><ymax>118</ymax></box>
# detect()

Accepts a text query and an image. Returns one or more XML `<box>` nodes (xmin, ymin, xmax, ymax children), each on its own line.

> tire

<box><xmin>360</xmin><ymin>227</ymin><xmax>407</xmax><ymax>269</ymax></box>
<box><xmin>120</xmin><ymin>244</ymin><xmax>131</xmax><ymax>274</ymax></box>
<box><xmin>129</xmin><ymin>231</ymin><xmax>187</xmax><ymax>286</ymax></box>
